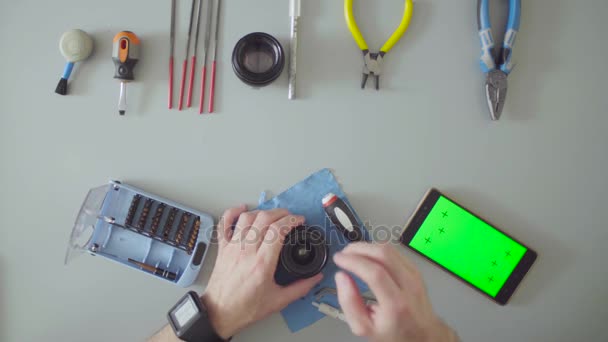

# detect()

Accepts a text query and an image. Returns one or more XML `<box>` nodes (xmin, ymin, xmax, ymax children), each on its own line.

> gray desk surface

<box><xmin>1</xmin><ymin>0</ymin><xmax>607</xmax><ymax>341</ymax></box>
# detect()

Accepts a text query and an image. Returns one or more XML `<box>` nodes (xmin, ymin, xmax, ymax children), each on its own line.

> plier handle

<box><xmin>345</xmin><ymin>0</ymin><xmax>413</xmax><ymax>54</ymax></box>
<box><xmin>477</xmin><ymin>0</ymin><xmax>521</xmax><ymax>121</ymax></box>
<box><xmin>477</xmin><ymin>0</ymin><xmax>521</xmax><ymax>75</ymax></box>
<box><xmin>345</xmin><ymin>0</ymin><xmax>414</xmax><ymax>89</ymax></box>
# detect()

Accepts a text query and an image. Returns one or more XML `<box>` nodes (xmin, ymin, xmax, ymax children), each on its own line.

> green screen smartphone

<box><xmin>400</xmin><ymin>189</ymin><xmax>537</xmax><ymax>305</ymax></box>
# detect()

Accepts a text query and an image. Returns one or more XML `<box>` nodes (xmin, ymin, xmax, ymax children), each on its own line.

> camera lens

<box><xmin>232</xmin><ymin>32</ymin><xmax>285</xmax><ymax>87</ymax></box>
<box><xmin>280</xmin><ymin>226</ymin><xmax>328</xmax><ymax>279</ymax></box>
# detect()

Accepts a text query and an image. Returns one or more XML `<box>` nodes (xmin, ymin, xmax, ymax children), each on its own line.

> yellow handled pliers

<box><xmin>345</xmin><ymin>0</ymin><xmax>413</xmax><ymax>90</ymax></box>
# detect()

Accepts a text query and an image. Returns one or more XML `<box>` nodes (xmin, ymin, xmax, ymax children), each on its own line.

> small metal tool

<box><xmin>128</xmin><ymin>258</ymin><xmax>177</xmax><ymax>281</ymax></box>
<box><xmin>199</xmin><ymin>0</ymin><xmax>214</xmax><ymax>114</ymax></box>
<box><xmin>187</xmin><ymin>0</ymin><xmax>204</xmax><ymax>108</ymax></box>
<box><xmin>187</xmin><ymin>217</ymin><xmax>201</xmax><ymax>252</ymax></box>
<box><xmin>314</xmin><ymin>287</ymin><xmax>377</xmax><ymax>305</ymax></box>
<box><xmin>137</xmin><ymin>198</ymin><xmax>153</xmax><ymax>230</ymax></box>
<box><xmin>175</xmin><ymin>213</ymin><xmax>191</xmax><ymax>245</ymax></box>
<box><xmin>207</xmin><ymin>0</ymin><xmax>221</xmax><ymax>113</ymax></box>
<box><xmin>89</xmin><ymin>243</ymin><xmax>122</xmax><ymax>259</ymax></box>
<box><xmin>288</xmin><ymin>0</ymin><xmax>301</xmax><ymax>100</ymax></box>
<box><xmin>169</xmin><ymin>0</ymin><xmax>177</xmax><ymax>109</ymax></box>
<box><xmin>312</xmin><ymin>302</ymin><xmax>346</xmax><ymax>321</ymax></box>
<box><xmin>150</xmin><ymin>203</ymin><xmax>166</xmax><ymax>235</ymax></box>
<box><xmin>125</xmin><ymin>194</ymin><xmax>141</xmax><ymax>226</ymax></box>
<box><xmin>97</xmin><ymin>215</ymin><xmax>125</xmax><ymax>229</ymax></box>
<box><xmin>163</xmin><ymin>207</ymin><xmax>178</xmax><ymax>241</ymax></box>
<box><xmin>312</xmin><ymin>287</ymin><xmax>377</xmax><ymax>322</ymax></box>
<box><xmin>179</xmin><ymin>0</ymin><xmax>197</xmax><ymax>110</ymax></box>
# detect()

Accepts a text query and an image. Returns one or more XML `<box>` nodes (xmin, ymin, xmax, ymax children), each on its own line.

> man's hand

<box><xmin>334</xmin><ymin>243</ymin><xmax>458</xmax><ymax>342</ymax></box>
<box><xmin>201</xmin><ymin>206</ymin><xmax>323</xmax><ymax>339</ymax></box>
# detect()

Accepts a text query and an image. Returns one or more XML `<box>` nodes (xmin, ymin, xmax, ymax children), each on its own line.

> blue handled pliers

<box><xmin>478</xmin><ymin>0</ymin><xmax>521</xmax><ymax>121</ymax></box>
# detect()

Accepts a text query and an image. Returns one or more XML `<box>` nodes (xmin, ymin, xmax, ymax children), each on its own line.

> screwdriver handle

<box><xmin>322</xmin><ymin>193</ymin><xmax>364</xmax><ymax>242</ymax></box>
<box><xmin>112</xmin><ymin>31</ymin><xmax>140</xmax><ymax>81</ymax></box>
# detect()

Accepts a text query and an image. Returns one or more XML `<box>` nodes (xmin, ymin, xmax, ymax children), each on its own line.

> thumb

<box><xmin>278</xmin><ymin>273</ymin><xmax>324</xmax><ymax>307</ymax></box>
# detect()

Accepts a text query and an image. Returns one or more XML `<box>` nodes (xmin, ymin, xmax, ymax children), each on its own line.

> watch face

<box><xmin>172</xmin><ymin>295</ymin><xmax>199</xmax><ymax>329</ymax></box>
<box><xmin>168</xmin><ymin>291</ymin><xmax>222</xmax><ymax>342</ymax></box>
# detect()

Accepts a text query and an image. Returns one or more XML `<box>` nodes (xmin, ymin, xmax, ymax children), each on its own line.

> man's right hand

<box><xmin>334</xmin><ymin>243</ymin><xmax>458</xmax><ymax>342</ymax></box>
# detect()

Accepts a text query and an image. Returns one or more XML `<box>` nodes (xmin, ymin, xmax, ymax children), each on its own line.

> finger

<box><xmin>341</xmin><ymin>242</ymin><xmax>417</xmax><ymax>288</ymax></box>
<box><xmin>258</xmin><ymin>218</ymin><xmax>301</xmax><ymax>267</ymax></box>
<box><xmin>231</xmin><ymin>210</ymin><xmax>259</xmax><ymax>245</ymax></box>
<box><xmin>246</xmin><ymin>208</ymin><xmax>289</xmax><ymax>252</ymax></box>
<box><xmin>249</xmin><ymin>214</ymin><xmax>304</xmax><ymax>252</ymax></box>
<box><xmin>335</xmin><ymin>271</ymin><xmax>373</xmax><ymax>337</ymax></box>
<box><xmin>333</xmin><ymin>252</ymin><xmax>401</xmax><ymax>305</ymax></box>
<box><xmin>217</xmin><ymin>205</ymin><xmax>247</xmax><ymax>250</ymax></box>
<box><xmin>275</xmin><ymin>273</ymin><xmax>323</xmax><ymax>310</ymax></box>
<box><xmin>244</xmin><ymin>209</ymin><xmax>291</xmax><ymax>252</ymax></box>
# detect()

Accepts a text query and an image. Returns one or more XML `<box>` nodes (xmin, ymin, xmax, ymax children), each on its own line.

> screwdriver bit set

<box><xmin>123</xmin><ymin>194</ymin><xmax>202</xmax><ymax>254</ymax></box>
<box><xmin>65</xmin><ymin>180</ymin><xmax>214</xmax><ymax>287</ymax></box>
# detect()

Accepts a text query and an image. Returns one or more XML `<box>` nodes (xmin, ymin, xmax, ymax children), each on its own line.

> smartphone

<box><xmin>400</xmin><ymin>189</ymin><xmax>537</xmax><ymax>305</ymax></box>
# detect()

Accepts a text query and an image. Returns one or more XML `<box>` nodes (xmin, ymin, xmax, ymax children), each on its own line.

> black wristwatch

<box><xmin>167</xmin><ymin>291</ymin><xmax>226</xmax><ymax>342</ymax></box>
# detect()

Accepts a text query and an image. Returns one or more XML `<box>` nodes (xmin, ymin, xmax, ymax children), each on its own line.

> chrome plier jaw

<box><xmin>362</xmin><ymin>51</ymin><xmax>384</xmax><ymax>90</ymax></box>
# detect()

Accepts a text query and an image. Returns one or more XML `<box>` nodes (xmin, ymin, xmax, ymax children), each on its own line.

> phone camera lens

<box><xmin>280</xmin><ymin>226</ymin><xmax>328</xmax><ymax>279</ymax></box>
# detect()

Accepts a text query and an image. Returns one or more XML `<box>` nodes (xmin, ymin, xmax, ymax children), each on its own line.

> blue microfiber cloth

<box><xmin>257</xmin><ymin>168</ymin><xmax>370</xmax><ymax>333</ymax></box>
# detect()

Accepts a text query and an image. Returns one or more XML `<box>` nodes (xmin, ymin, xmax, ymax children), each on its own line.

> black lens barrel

<box><xmin>280</xmin><ymin>226</ymin><xmax>328</xmax><ymax>279</ymax></box>
<box><xmin>232</xmin><ymin>32</ymin><xmax>285</xmax><ymax>86</ymax></box>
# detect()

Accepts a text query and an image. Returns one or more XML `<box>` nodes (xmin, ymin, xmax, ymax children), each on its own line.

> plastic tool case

<box><xmin>65</xmin><ymin>180</ymin><xmax>214</xmax><ymax>287</ymax></box>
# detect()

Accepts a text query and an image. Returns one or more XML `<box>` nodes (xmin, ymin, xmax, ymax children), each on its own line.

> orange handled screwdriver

<box><xmin>112</xmin><ymin>31</ymin><xmax>140</xmax><ymax>115</ymax></box>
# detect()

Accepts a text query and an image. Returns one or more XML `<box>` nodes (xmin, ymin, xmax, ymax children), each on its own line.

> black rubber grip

<box><xmin>55</xmin><ymin>78</ymin><xmax>68</xmax><ymax>95</ymax></box>
<box><xmin>113</xmin><ymin>58</ymin><xmax>138</xmax><ymax>81</ymax></box>
<box><xmin>325</xmin><ymin>197</ymin><xmax>364</xmax><ymax>242</ymax></box>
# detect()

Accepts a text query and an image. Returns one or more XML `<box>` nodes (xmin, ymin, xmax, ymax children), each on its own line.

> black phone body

<box><xmin>400</xmin><ymin>189</ymin><xmax>537</xmax><ymax>305</ymax></box>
